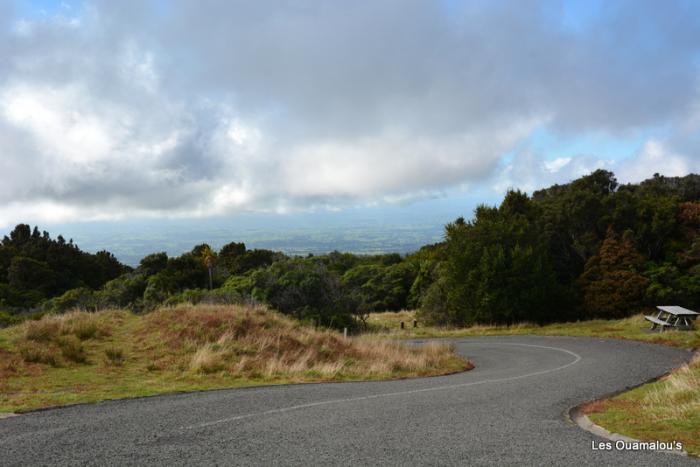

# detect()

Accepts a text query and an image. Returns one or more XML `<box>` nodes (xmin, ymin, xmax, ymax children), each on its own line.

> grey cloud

<box><xmin>0</xmin><ymin>0</ymin><xmax>699</xmax><ymax>225</ymax></box>
<box><xmin>155</xmin><ymin>0</ymin><xmax>700</xmax><ymax>133</ymax></box>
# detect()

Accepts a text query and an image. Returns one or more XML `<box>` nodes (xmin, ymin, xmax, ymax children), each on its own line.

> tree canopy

<box><xmin>2</xmin><ymin>171</ymin><xmax>699</xmax><ymax>330</ymax></box>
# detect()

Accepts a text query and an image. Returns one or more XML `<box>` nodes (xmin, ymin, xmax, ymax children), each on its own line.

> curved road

<box><xmin>1</xmin><ymin>336</ymin><xmax>697</xmax><ymax>466</ymax></box>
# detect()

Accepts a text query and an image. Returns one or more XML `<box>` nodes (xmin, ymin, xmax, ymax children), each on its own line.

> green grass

<box><xmin>585</xmin><ymin>354</ymin><xmax>700</xmax><ymax>456</ymax></box>
<box><xmin>367</xmin><ymin>310</ymin><xmax>700</xmax><ymax>349</ymax></box>
<box><xmin>0</xmin><ymin>305</ymin><xmax>470</xmax><ymax>413</ymax></box>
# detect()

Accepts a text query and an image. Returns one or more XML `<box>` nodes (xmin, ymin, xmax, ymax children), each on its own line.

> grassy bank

<box><xmin>584</xmin><ymin>354</ymin><xmax>700</xmax><ymax>456</ymax></box>
<box><xmin>368</xmin><ymin>310</ymin><xmax>699</xmax><ymax>456</ymax></box>
<box><xmin>367</xmin><ymin>310</ymin><xmax>700</xmax><ymax>349</ymax></box>
<box><xmin>0</xmin><ymin>305</ymin><xmax>470</xmax><ymax>413</ymax></box>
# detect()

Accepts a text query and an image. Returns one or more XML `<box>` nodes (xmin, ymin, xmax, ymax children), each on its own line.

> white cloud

<box><xmin>616</xmin><ymin>139</ymin><xmax>697</xmax><ymax>184</ymax></box>
<box><xmin>1</xmin><ymin>83</ymin><xmax>116</xmax><ymax>165</ymax></box>
<box><xmin>543</xmin><ymin>157</ymin><xmax>572</xmax><ymax>173</ymax></box>
<box><xmin>0</xmin><ymin>1</ymin><xmax>699</xmax><ymax>227</ymax></box>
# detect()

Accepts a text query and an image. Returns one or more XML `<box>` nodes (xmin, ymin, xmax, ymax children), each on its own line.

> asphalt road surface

<box><xmin>1</xmin><ymin>336</ymin><xmax>697</xmax><ymax>466</ymax></box>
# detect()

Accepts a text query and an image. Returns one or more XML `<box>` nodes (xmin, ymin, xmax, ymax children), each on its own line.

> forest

<box><xmin>1</xmin><ymin>170</ymin><xmax>699</xmax><ymax>329</ymax></box>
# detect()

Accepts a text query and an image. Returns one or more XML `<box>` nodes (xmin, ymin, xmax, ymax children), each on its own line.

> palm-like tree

<box><xmin>201</xmin><ymin>245</ymin><xmax>216</xmax><ymax>290</ymax></box>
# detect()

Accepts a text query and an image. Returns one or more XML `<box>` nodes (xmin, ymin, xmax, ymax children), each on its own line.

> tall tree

<box><xmin>421</xmin><ymin>191</ymin><xmax>569</xmax><ymax>325</ymax></box>
<box><xmin>579</xmin><ymin>227</ymin><xmax>649</xmax><ymax>319</ymax></box>
<box><xmin>201</xmin><ymin>246</ymin><xmax>216</xmax><ymax>290</ymax></box>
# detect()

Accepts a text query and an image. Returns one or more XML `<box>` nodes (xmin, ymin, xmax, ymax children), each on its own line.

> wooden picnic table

<box><xmin>645</xmin><ymin>306</ymin><xmax>699</xmax><ymax>331</ymax></box>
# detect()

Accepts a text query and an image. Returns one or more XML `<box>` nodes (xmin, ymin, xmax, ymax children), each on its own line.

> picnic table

<box><xmin>645</xmin><ymin>306</ymin><xmax>699</xmax><ymax>331</ymax></box>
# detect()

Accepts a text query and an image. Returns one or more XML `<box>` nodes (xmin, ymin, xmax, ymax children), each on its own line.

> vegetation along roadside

<box><xmin>0</xmin><ymin>304</ymin><xmax>471</xmax><ymax>414</ymax></box>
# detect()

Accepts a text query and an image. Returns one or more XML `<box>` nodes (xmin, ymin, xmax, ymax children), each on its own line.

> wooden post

<box><xmin>343</xmin><ymin>327</ymin><xmax>348</xmax><ymax>339</ymax></box>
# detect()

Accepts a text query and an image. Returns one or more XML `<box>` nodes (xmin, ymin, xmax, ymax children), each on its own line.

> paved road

<box><xmin>1</xmin><ymin>336</ymin><xmax>697</xmax><ymax>466</ymax></box>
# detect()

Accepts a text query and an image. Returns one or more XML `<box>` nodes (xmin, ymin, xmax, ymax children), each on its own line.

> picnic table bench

<box><xmin>645</xmin><ymin>306</ymin><xmax>699</xmax><ymax>331</ymax></box>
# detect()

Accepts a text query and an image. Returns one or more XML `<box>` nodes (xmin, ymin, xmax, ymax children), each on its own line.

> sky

<box><xmin>1</xmin><ymin>0</ymin><xmax>700</xmax><ymax>247</ymax></box>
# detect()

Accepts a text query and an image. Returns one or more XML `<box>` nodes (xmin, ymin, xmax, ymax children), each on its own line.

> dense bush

<box><xmin>163</xmin><ymin>288</ymin><xmax>244</xmax><ymax>307</ymax></box>
<box><xmin>0</xmin><ymin>225</ymin><xmax>128</xmax><ymax>309</ymax></box>
<box><xmin>421</xmin><ymin>171</ymin><xmax>700</xmax><ymax>325</ymax></box>
<box><xmin>342</xmin><ymin>262</ymin><xmax>417</xmax><ymax>312</ymax></box>
<box><xmin>418</xmin><ymin>191</ymin><xmax>571</xmax><ymax>325</ymax></box>
<box><xmin>250</xmin><ymin>258</ymin><xmax>360</xmax><ymax>329</ymax></box>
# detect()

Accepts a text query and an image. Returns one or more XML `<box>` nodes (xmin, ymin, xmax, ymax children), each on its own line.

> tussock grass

<box><xmin>645</xmin><ymin>354</ymin><xmax>700</xmax><ymax>421</ymax></box>
<box><xmin>18</xmin><ymin>342</ymin><xmax>60</xmax><ymax>367</ymax></box>
<box><xmin>11</xmin><ymin>311</ymin><xmax>115</xmax><ymax>367</ymax></box>
<box><xmin>0</xmin><ymin>305</ymin><xmax>470</xmax><ymax>413</ymax></box>
<box><xmin>24</xmin><ymin>319</ymin><xmax>61</xmax><ymax>342</ymax></box>
<box><xmin>144</xmin><ymin>305</ymin><xmax>467</xmax><ymax>380</ymax></box>
<box><xmin>56</xmin><ymin>335</ymin><xmax>87</xmax><ymax>364</ymax></box>
<box><xmin>104</xmin><ymin>346</ymin><xmax>125</xmax><ymax>366</ymax></box>
<box><xmin>23</xmin><ymin>311</ymin><xmax>112</xmax><ymax>343</ymax></box>
<box><xmin>587</xmin><ymin>353</ymin><xmax>700</xmax><ymax>456</ymax></box>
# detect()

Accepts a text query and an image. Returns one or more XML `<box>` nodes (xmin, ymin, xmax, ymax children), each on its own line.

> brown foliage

<box><xmin>144</xmin><ymin>304</ymin><xmax>466</xmax><ymax>378</ymax></box>
<box><xmin>580</xmin><ymin>227</ymin><xmax>649</xmax><ymax>319</ymax></box>
<box><xmin>678</xmin><ymin>202</ymin><xmax>700</xmax><ymax>226</ymax></box>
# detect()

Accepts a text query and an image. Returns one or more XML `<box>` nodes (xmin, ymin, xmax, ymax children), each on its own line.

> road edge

<box><xmin>0</xmin><ymin>351</ymin><xmax>473</xmax><ymax>418</ymax></box>
<box><xmin>567</xmin><ymin>351</ymin><xmax>699</xmax><ymax>459</ymax></box>
<box><xmin>569</xmin><ymin>407</ymin><xmax>689</xmax><ymax>457</ymax></box>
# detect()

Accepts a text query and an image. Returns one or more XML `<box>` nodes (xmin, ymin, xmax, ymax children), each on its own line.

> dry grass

<box><xmin>367</xmin><ymin>310</ymin><xmax>700</xmax><ymax>349</ymax></box>
<box><xmin>588</xmin><ymin>353</ymin><xmax>700</xmax><ymax>456</ymax></box>
<box><xmin>17</xmin><ymin>342</ymin><xmax>60</xmax><ymax>367</ymax></box>
<box><xmin>143</xmin><ymin>305</ymin><xmax>469</xmax><ymax>380</ymax></box>
<box><xmin>23</xmin><ymin>311</ymin><xmax>112</xmax><ymax>343</ymax></box>
<box><xmin>644</xmin><ymin>354</ymin><xmax>700</xmax><ymax>421</ymax></box>
<box><xmin>0</xmin><ymin>305</ymin><xmax>470</xmax><ymax>413</ymax></box>
<box><xmin>9</xmin><ymin>311</ymin><xmax>115</xmax><ymax>368</ymax></box>
<box><xmin>56</xmin><ymin>335</ymin><xmax>87</xmax><ymax>363</ymax></box>
<box><xmin>104</xmin><ymin>346</ymin><xmax>125</xmax><ymax>366</ymax></box>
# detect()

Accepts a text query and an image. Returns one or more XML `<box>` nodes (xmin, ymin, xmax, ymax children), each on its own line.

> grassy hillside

<box><xmin>0</xmin><ymin>305</ymin><xmax>470</xmax><ymax>413</ymax></box>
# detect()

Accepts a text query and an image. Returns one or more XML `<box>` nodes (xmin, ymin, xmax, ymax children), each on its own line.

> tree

<box><xmin>250</xmin><ymin>259</ymin><xmax>359</xmax><ymax>329</ymax></box>
<box><xmin>421</xmin><ymin>191</ymin><xmax>570</xmax><ymax>325</ymax></box>
<box><xmin>138</xmin><ymin>252</ymin><xmax>168</xmax><ymax>276</ymax></box>
<box><xmin>9</xmin><ymin>224</ymin><xmax>31</xmax><ymax>245</ymax></box>
<box><xmin>342</xmin><ymin>262</ymin><xmax>416</xmax><ymax>312</ymax></box>
<box><xmin>0</xmin><ymin>224</ymin><xmax>128</xmax><ymax>310</ymax></box>
<box><xmin>533</xmin><ymin>170</ymin><xmax>618</xmax><ymax>283</ymax></box>
<box><xmin>7</xmin><ymin>256</ymin><xmax>58</xmax><ymax>296</ymax></box>
<box><xmin>579</xmin><ymin>228</ymin><xmax>649</xmax><ymax>319</ymax></box>
<box><xmin>230</xmin><ymin>249</ymin><xmax>284</xmax><ymax>275</ymax></box>
<box><xmin>201</xmin><ymin>245</ymin><xmax>216</xmax><ymax>290</ymax></box>
<box><xmin>219</xmin><ymin>242</ymin><xmax>246</xmax><ymax>273</ymax></box>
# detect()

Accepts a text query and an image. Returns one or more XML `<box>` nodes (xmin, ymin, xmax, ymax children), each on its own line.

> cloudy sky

<box><xmin>1</xmin><ymin>0</ymin><xmax>700</xmax><ymax>231</ymax></box>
